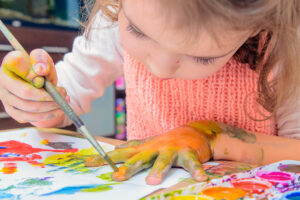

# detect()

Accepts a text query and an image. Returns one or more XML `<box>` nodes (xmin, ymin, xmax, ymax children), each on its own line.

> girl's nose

<box><xmin>146</xmin><ymin>51</ymin><xmax>179</xmax><ymax>79</ymax></box>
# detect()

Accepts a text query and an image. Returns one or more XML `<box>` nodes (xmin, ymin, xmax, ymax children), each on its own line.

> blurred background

<box><xmin>0</xmin><ymin>0</ymin><xmax>126</xmax><ymax>139</ymax></box>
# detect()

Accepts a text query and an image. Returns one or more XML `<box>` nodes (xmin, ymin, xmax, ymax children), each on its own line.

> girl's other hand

<box><xmin>85</xmin><ymin>121</ymin><xmax>221</xmax><ymax>185</ymax></box>
<box><xmin>0</xmin><ymin>49</ymin><xmax>68</xmax><ymax>127</ymax></box>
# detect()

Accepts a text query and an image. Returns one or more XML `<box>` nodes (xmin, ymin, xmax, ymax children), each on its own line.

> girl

<box><xmin>0</xmin><ymin>0</ymin><xmax>300</xmax><ymax>185</ymax></box>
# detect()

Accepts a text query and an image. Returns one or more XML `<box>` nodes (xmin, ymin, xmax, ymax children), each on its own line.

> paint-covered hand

<box><xmin>85</xmin><ymin>121</ymin><xmax>221</xmax><ymax>185</ymax></box>
<box><xmin>0</xmin><ymin>49</ymin><xmax>67</xmax><ymax>126</ymax></box>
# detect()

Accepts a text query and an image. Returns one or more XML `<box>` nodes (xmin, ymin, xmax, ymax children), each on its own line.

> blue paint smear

<box><xmin>0</xmin><ymin>193</ymin><xmax>19</xmax><ymax>200</ymax></box>
<box><xmin>40</xmin><ymin>184</ymin><xmax>101</xmax><ymax>196</ymax></box>
<box><xmin>0</xmin><ymin>147</ymin><xmax>7</xmax><ymax>149</ymax></box>
<box><xmin>284</xmin><ymin>191</ymin><xmax>300</xmax><ymax>200</ymax></box>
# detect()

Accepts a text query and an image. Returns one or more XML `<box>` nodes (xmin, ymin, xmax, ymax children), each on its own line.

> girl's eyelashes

<box><xmin>127</xmin><ymin>24</ymin><xmax>146</xmax><ymax>38</ymax></box>
<box><xmin>193</xmin><ymin>57</ymin><xmax>216</xmax><ymax>65</ymax></box>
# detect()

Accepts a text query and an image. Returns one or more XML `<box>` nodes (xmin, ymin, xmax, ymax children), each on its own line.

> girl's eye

<box><xmin>193</xmin><ymin>57</ymin><xmax>216</xmax><ymax>65</ymax></box>
<box><xmin>127</xmin><ymin>24</ymin><xmax>145</xmax><ymax>38</ymax></box>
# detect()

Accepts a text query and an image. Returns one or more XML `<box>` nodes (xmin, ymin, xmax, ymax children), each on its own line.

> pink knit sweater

<box><xmin>123</xmin><ymin>53</ymin><xmax>276</xmax><ymax>140</ymax></box>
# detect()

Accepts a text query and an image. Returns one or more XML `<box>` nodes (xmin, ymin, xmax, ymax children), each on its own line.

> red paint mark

<box><xmin>28</xmin><ymin>160</ymin><xmax>45</xmax><ymax>168</ymax></box>
<box><xmin>231</xmin><ymin>178</ymin><xmax>272</xmax><ymax>194</ymax></box>
<box><xmin>0</xmin><ymin>140</ymin><xmax>78</xmax><ymax>165</ymax></box>
<box><xmin>1</xmin><ymin>162</ymin><xmax>17</xmax><ymax>174</ymax></box>
<box><xmin>256</xmin><ymin>171</ymin><xmax>294</xmax><ymax>184</ymax></box>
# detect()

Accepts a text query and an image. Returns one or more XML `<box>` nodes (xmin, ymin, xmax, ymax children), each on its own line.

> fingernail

<box><xmin>33</xmin><ymin>63</ymin><xmax>49</xmax><ymax>75</ymax></box>
<box><xmin>32</xmin><ymin>77</ymin><xmax>44</xmax><ymax>88</ymax></box>
<box><xmin>146</xmin><ymin>174</ymin><xmax>162</xmax><ymax>185</ymax></box>
<box><xmin>194</xmin><ymin>170</ymin><xmax>208</xmax><ymax>182</ymax></box>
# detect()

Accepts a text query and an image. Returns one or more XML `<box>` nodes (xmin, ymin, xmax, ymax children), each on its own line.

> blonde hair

<box><xmin>86</xmin><ymin>0</ymin><xmax>300</xmax><ymax>116</ymax></box>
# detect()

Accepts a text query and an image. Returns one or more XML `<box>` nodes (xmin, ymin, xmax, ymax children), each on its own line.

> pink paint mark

<box><xmin>256</xmin><ymin>171</ymin><xmax>295</xmax><ymax>184</ymax></box>
<box><xmin>0</xmin><ymin>140</ymin><xmax>78</xmax><ymax>165</ymax></box>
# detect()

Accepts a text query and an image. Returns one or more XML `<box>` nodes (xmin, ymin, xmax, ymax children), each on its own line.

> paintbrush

<box><xmin>0</xmin><ymin>20</ymin><xmax>118</xmax><ymax>172</ymax></box>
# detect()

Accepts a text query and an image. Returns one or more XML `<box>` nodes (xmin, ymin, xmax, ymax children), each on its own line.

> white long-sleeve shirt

<box><xmin>55</xmin><ymin>14</ymin><xmax>300</xmax><ymax>139</ymax></box>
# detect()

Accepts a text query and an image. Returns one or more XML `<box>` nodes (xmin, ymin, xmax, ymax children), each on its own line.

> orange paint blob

<box><xmin>1</xmin><ymin>163</ymin><xmax>17</xmax><ymax>174</ymax></box>
<box><xmin>169</xmin><ymin>195</ymin><xmax>212</xmax><ymax>200</ymax></box>
<box><xmin>40</xmin><ymin>139</ymin><xmax>49</xmax><ymax>145</ymax></box>
<box><xmin>202</xmin><ymin>186</ymin><xmax>245</xmax><ymax>200</ymax></box>
<box><xmin>112</xmin><ymin>166</ymin><xmax>127</xmax><ymax>181</ymax></box>
<box><xmin>231</xmin><ymin>178</ymin><xmax>272</xmax><ymax>194</ymax></box>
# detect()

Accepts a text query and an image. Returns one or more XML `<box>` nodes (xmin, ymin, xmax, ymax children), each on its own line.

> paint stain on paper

<box><xmin>40</xmin><ymin>184</ymin><xmax>113</xmax><ymax>196</ymax></box>
<box><xmin>279</xmin><ymin>164</ymin><xmax>300</xmax><ymax>174</ymax></box>
<box><xmin>18</xmin><ymin>177</ymin><xmax>53</xmax><ymax>186</ymax></box>
<box><xmin>46</xmin><ymin>142</ymin><xmax>74</xmax><ymax>149</ymax></box>
<box><xmin>1</xmin><ymin>163</ymin><xmax>17</xmax><ymax>174</ymax></box>
<box><xmin>0</xmin><ymin>140</ymin><xmax>78</xmax><ymax>164</ymax></box>
<box><xmin>44</xmin><ymin>147</ymin><xmax>99</xmax><ymax>173</ymax></box>
<box><xmin>97</xmin><ymin>172</ymin><xmax>114</xmax><ymax>182</ymax></box>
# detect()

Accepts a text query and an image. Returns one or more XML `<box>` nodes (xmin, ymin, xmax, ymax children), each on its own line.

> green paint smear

<box><xmin>44</xmin><ymin>148</ymin><xmax>99</xmax><ymax>173</ymax></box>
<box><xmin>0</xmin><ymin>185</ymin><xmax>15</xmax><ymax>192</ymax></box>
<box><xmin>97</xmin><ymin>172</ymin><xmax>114</xmax><ymax>182</ymax></box>
<box><xmin>81</xmin><ymin>184</ymin><xmax>112</xmax><ymax>192</ymax></box>
<box><xmin>19</xmin><ymin>178</ymin><xmax>52</xmax><ymax>186</ymax></box>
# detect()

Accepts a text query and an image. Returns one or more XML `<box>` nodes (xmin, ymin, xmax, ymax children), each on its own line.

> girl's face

<box><xmin>118</xmin><ymin>0</ymin><xmax>254</xmax><ymax>80</ymax></box>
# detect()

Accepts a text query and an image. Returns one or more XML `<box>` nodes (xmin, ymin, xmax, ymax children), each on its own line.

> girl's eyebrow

<box><xmin>123</xmin><ymin>9</ymin><xmax>237</xmax><ymax>59</ymax></box>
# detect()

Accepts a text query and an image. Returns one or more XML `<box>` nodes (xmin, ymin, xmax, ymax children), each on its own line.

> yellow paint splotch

<box><xmin>43</xmin><ymin>147</ymin><xmax>98</xmax><ymax>173</ymax></box>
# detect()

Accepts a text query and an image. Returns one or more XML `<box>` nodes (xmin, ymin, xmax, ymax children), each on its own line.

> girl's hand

<box><xmin>0</xmin><ymin>49</ymin><xmax>68</xmax><ymax>126</ymax></box>
<box><xmin>85</xmin><ymin>121</ymin><xmax>221</xmax><ymax>185</ymax></box>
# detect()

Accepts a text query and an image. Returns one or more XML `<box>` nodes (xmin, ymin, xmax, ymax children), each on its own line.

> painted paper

<box><xmin>147</xmin><ymin>160</ymin><xmax>300</xmax><ymax>200</ymax></box>
<box><xmin>0</xmin><ymin>128</ymin><xmax>191</xmax><ymax>200</ymax></box>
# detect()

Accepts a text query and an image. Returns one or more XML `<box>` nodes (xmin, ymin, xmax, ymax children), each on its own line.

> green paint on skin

<box><xmin>97</xmin><ymin>172</ymin><xmax>114</xmax><ymax>182</ymax></box>
<box><xmin>18</xmin><ymin>178</ymin><xmax>52</xmax><ymax>186</ymax></box>
<box><xmin>223</xmin><ymin>126</ymin><xmax>256</xmax><ymax>143</ymax></box>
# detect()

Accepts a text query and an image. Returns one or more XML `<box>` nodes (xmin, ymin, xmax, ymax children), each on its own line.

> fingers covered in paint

<box><xmin>85</xmin><ymin>122</ymin><xmax>218</xmax><ymax>185</ymax></box>
<box><xmin>0</xmin><ymin>62</ymin><xmax>68</xmax><ymax>125</ymax></box>
<box><xmin>30</xmin><ymin>49</ymin><xmax>57</xmax><ymax>85</ymax></box>
<box><xmin>2</xmin><ymin>50</ymin><xmax>43</xmax><ymax>88</ymax></box>
<box><xmin>112</xmin><ymin>150</ymin><xmax>158</xmax><ymax>181</ymax></box>
<box><xmin>177</xmin><ymin>148</ymin><xmax>208</xmax><ymax>182</ymax></box>
<box><xmin>146</xmin><ymin>149</ymin><xmax>177</xmax><ymax>185</ymax></box>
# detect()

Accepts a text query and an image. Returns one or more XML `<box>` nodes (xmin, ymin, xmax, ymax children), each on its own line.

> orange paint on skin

<box><xmin>1</xmin><ymin>163</ymin><xmax>17</xmax><ymax>174</ymax></box>
<box><xmin>112</xmin><ymin>166</ymin><xmax>128</xmax><ymax>181</ymax></box>
<box><xmin>201</xmin><ymin>186</ymin><xmax>246</xmax><ymax>200</ymax></box>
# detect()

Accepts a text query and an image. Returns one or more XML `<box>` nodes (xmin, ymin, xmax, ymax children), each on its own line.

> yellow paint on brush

<box><xmin>40</xmin><ymin>139</ymin><xmax>49</xmax><ymax>145</ymax></box>
<box><xmin>43</xmin><ymin>147</ymin><xmax>98</xmax><ymax>173</ymax></box>
<box><xmin>201</xmin><ymin>186</ymin><xmax>246</xmax><ymax>200</ymax></box>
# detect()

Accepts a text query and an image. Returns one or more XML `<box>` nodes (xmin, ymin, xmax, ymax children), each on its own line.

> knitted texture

<box><xmin>123</xmin><ymin>53</ymin><xmax>276</xmax><ymax>140</ymax></box>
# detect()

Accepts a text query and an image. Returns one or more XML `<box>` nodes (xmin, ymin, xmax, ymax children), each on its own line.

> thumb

<box><xmin>30</xmin><ymin>48</ymin><xmax>57</xmax><ymax>86</ymax></box>
<box><xmin>1</xmin><ymin>50</ymin><xmax>44</xmax><ymax>88</ymax></box>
